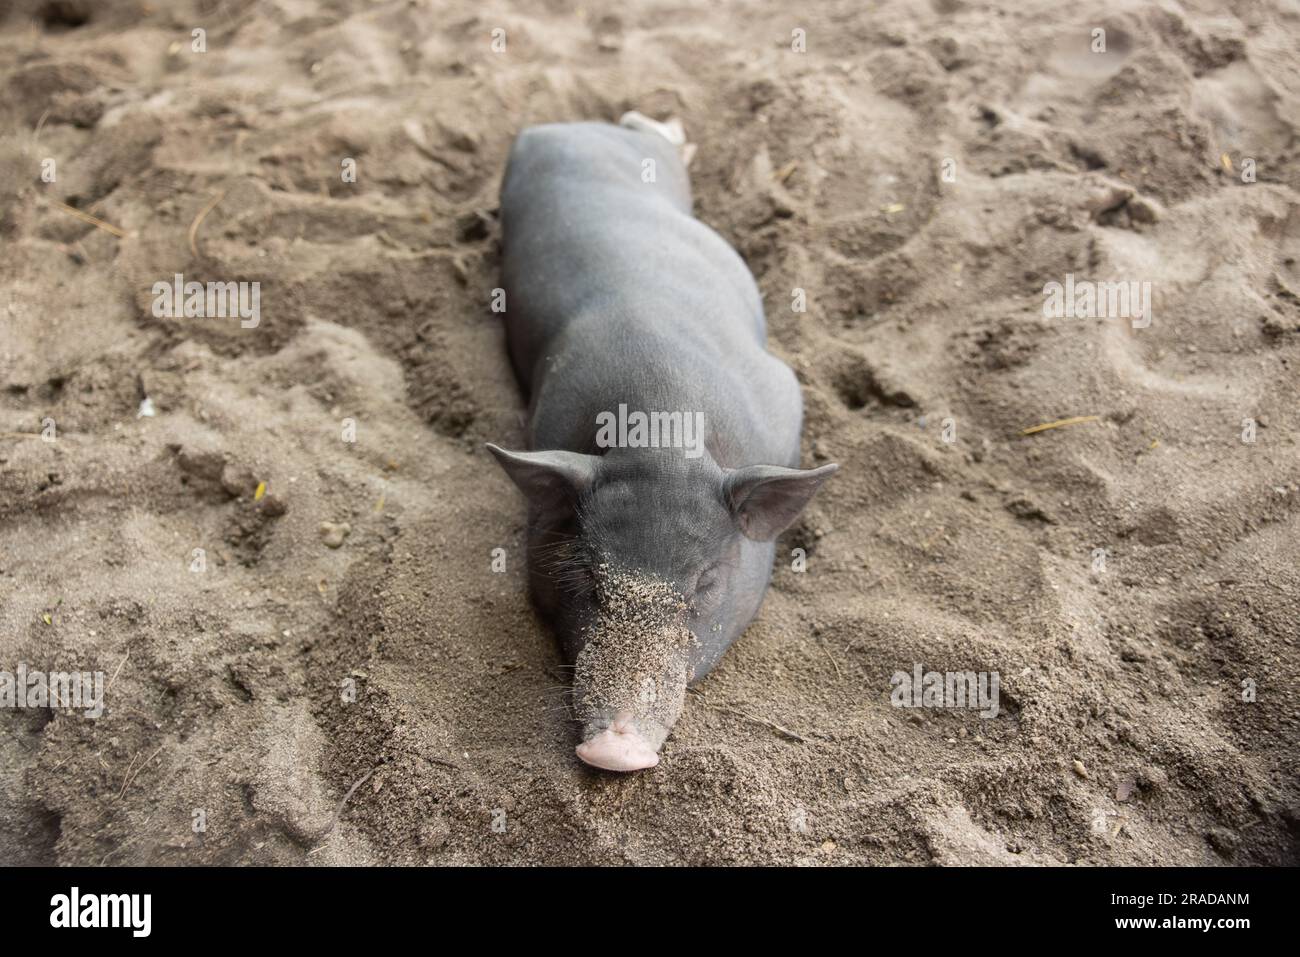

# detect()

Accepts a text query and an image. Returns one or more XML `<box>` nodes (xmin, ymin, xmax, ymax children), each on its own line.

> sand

<box><xmin>1</xmin><ymin>0</ymin><xmax>1298</xmax><ymax>865</ymax></box>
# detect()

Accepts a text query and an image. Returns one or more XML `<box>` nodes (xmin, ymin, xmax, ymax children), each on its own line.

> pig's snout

<box><xmin>576</xmin><ymin>710</ymin><xmax>666</xmax><ymax>772</ymax></box>
<box><xmin>570</xmin><ymin>566</ymin><xmax>695</xmax><ymax>772</ymax></box>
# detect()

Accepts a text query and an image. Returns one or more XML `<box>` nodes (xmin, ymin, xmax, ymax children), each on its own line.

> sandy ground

<box><xmin>1</xmin><ymin>0</ymin><xmax>1298</xmax><ymax>866</ymax></box>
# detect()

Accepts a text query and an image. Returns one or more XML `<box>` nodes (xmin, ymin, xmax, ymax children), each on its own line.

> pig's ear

<box><xmin>725</xmin><ymin>463</ymin><xmax>839</xmax><ymax>541</ymax></box>
<box><xmin>486</xmin><ymin>444</ymin><xmax>599</xmax><ymax>503</ymax></box>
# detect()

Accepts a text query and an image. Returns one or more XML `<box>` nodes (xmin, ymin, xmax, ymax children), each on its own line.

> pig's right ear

<box><xmin>725</xmin><ymin>462</ymin><xmax>839</xmax><ymax>541</ymax></box>
<box><xmin>486</xmin><ymin>444</ymin><xmax>599</xmax><ymax>503</ymax></box>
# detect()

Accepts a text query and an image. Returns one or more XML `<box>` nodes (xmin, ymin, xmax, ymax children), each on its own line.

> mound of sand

<box><xmin>1</xmin><ymin>0</ymin><xmax>1297</xmax><ymax>865</ymax></box>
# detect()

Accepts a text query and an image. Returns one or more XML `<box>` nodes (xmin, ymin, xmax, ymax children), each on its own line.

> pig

<box><xmin>488</xmin><ymin>114</ymin><xmax>837</xmax><ymax>771</ymax></box>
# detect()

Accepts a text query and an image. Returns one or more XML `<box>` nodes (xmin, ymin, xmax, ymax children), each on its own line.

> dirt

<box><xmin>1</xmin><ymin>0</ymin><xmax>1298</xmax><ymax>866</ymax></box>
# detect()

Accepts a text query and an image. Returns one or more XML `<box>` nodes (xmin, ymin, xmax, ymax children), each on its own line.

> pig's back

<box><xmin>500</xmin><ymin>123</ymin><xmax>768</xmax><ymax>388</ymax></box>
<box><xmin>499</xmin><ymin>122</ymin><xmax>801</xmax><ymax>468</ymax></box>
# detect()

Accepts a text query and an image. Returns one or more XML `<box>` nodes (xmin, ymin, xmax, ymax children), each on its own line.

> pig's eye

<box><xmin>695</xmin><ymin>564</ymin><xmax>721</xmax><ymax>594</ymax></box>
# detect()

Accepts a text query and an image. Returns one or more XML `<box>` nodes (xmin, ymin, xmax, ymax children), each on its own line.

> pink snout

<box><xmin>575</xmin><ymin>711</ymin><xmax>661</xmax><ymax>772</ymax></box>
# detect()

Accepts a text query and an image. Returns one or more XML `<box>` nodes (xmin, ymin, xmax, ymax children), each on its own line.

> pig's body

<box><xmin>490</xmin><ymin>119</ymin><xmax>836</xmax><ymax>771</ymax></box>
<box><xmin>500</xmin><ymin>122</ymin><xmax>801</xmax><ymax>469</ymax></box>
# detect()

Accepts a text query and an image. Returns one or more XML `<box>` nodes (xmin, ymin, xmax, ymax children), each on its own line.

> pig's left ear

<box><xmin>486</xmin><ymin>444</ymin><xmax>599</xmax><ymax>504</ymax></box>
<box><xmin>725</xmin><ymin>463</ymin><xmax>839</xmax><ymax>541</ymax></box>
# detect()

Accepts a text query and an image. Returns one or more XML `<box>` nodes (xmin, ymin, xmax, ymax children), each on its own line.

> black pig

<box><xmin>489</xmin><ymin>116</ymin><xmax>837</xmax><ymax>770</ymax></box>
